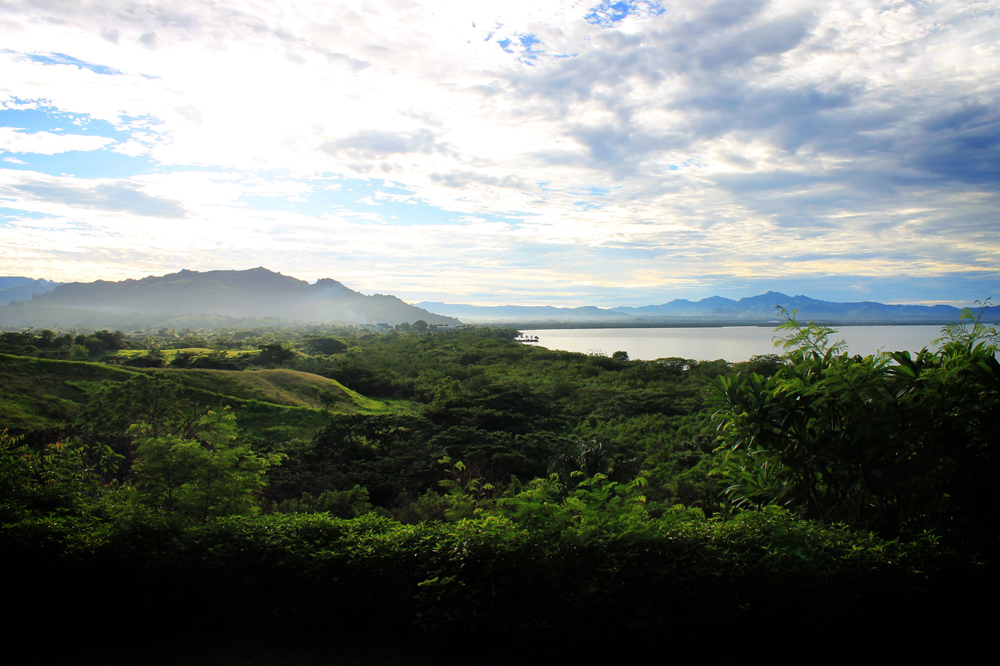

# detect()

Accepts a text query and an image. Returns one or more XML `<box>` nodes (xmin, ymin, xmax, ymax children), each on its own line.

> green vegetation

<box><xmin>712</xmin><ymin>307</ymin><xmax>999</xmax><ymax>546</ymax></box>
<box><xmin>1</xmin><ymin>311</ymin><xmax>995</xmax><ymax>655</ymax></box>
<box><xmin>0</xmin><ymin>355</ymin><xmax>386</xmax><ymax>453</ymax></box>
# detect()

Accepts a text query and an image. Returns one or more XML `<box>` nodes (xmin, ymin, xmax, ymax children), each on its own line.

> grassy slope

<box><xmin>0</xmin><ymin>353</ymin><xmax>384</xmax><ymax>436</ymax></box>
<box><xmin>109</xmin><ymin>348</ymin><xmax>256</xmax><ymax>360</ymax></box>
<box><xmin>155</xmin><ymin>367</ymin><xmax>367</xmax><ymax>409</ymax></box>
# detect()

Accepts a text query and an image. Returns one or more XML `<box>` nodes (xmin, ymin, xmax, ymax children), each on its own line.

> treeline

<box><xmin>0</xmin><ymin>322</ymin><xmax>519</xmax><ymax>365</ymax></box>
<box><xmin>0</xmin><ymin>328</ymin><xmax>127</xmax><ymax>358</ymax></box>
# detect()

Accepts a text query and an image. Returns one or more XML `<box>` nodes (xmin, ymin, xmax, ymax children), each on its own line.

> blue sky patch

<box><xmin>0</xmin><ymin>106</ymin><xmax>155</xmax><ymax>140</ymax></box>
<box><xmin>21</xmin><ymin>51</ymin><xmax>124</xmax><ymax>76</ymax></box>
<box><xmin>0</xmin><ymin>150</ymin><xmax>157</xmax><ymax>179</ymax></box>
<box><xmin>0</xmin><ymin>106</ymin><xmax>121</xmax><ymax>135</ymax></box>
<box><xmin>497</xmin><ymin>33</ymin><xmax>545</xmax><ymax>64</ymax></box>
<box><xmin>0</xmin><ymin>207</ymin><xmax>52</xmax><ymax>220</ymax></box>
<box><xmin>0</xmin><ymin>107</ymin><xmax>166</xmax><ymax>177</ymax></box>
<box><xmin>585</xmin><ymin>1</ymin><xmax>665</xmax><ymax>28</ymax></box>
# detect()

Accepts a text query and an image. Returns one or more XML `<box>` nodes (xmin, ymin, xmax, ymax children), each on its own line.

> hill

<box><xmin>0</xmin><ymin>353</ymin><xmax>384</xmax><ymax>438</ymax></box>
<box><xmin>0</xmin><ymin>268</ymin><xmax>460</xmax><ymax>330</ymax></box>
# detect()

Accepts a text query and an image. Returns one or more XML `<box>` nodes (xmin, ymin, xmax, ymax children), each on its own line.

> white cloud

<box><xmin>0</xmin><ymin>128</ymin><xmax>116</xmax><ymax>154</ymax></box>
<box><xmin>112</xmin><ymin>140</ymin><xmax>149</xmax><ymax>156</ymax></box>
<box><xmin>0</xmin><ymin>169</ymin><xmax>187</xmax><ymax>218</ymax></box>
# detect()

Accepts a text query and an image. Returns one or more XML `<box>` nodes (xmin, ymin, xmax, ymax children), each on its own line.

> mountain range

<box><xmin>0</xmin><ymin>268</ymin><xmax>995</xmax><ymax>331</ymax></box>
<box><xmin>0</xmin><ymin>278</ymin><xmax>62</xmax><ymax>306</ymax></box>
<box><xmin>0</xmin><ymin>268</ymin><xmax>459</xmax><ymax>330</ymax></box>
<box><xmin>417</xmin><ymin>291</ymin><xmax>998</xmax><ymax>325</ymax></box>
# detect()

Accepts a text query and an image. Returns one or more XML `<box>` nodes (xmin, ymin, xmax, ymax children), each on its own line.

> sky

<box><xmin>0</xmin><ymin>0</ymin><xmax>998</xmax><ymax>307</ymax></box>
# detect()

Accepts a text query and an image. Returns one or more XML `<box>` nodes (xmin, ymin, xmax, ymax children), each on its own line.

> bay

<box><xmin>519</xmin><ymin>325</ymin><xmax>951</xmax><ymax>362</ymax></box>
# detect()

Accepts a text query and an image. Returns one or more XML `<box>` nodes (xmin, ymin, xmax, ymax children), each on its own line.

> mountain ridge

<box><xmin>1</xmin><ymin>268</ymin><xmax>995</xmax><ymax>329</ymax></box>
<box><xmin>0</xmin><ymin>278</ymin><xmax>62</xmax><ymax>306</ymax></box>
<box><xmin>417</xmin><ymin>291</ymin><xmax>998</xmax><ymax>324</ymax></box>
<box><xmin>0</xmin><ymin>268</ymin><xmax>460</xmax><ymax>329</ymax></box>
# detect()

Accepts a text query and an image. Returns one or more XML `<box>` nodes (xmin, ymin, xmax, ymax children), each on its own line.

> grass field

<box><xmin>0</xmin><ymin>353</ymin><xmax>385</xmax><ymax>437</ymax></box>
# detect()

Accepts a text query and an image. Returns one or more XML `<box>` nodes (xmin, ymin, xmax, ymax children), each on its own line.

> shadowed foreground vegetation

<box><xmin>1</xmin><ymin>313</ymin><xmax>996</xmax><ymax>659</ymax></box>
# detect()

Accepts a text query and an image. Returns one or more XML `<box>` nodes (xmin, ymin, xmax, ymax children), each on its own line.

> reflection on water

<box><xmin>519</xmin><ymin>325</ymin><xmax>951</xmax><ymax>362</ymax></box>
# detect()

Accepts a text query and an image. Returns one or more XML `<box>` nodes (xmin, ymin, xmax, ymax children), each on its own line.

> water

<box><xmin>519</xmin><ymin>325</ymin><xmax>951</xmax><ymax>362</ymax></box>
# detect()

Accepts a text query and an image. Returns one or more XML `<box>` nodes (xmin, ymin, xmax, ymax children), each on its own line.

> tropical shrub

<box><xmin>710</xmin><ymin>305</ymin><xmax>999</xmax><ymax>540</ymax></box>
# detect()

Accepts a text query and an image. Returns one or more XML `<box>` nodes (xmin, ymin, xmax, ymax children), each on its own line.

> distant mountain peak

<box><xmin>3</xmin><ymin>268</ymin><xmax>459</xmax><ymax>327</ymax></box>
<box><xmin>414</xmin><ymin>292</ymin><xmax>995</xmax><ymax>325</ymax></box>
<box><xmin>0</xmin><ymin>277</ymin><xmax>63</xmax><ymax>306</ymax></box>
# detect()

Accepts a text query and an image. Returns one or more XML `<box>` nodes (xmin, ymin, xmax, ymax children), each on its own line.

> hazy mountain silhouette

<box><xmin>610</xmin><ymin>296</ymin><xmax>738</xmax><ymax>317</ymax></box>
<box><xmin>419</xmin><ymin>291</ymin><xmax>996</xmax><ymax>325</ymax></box>
<box><xmin>708</xmin><ymin>291</ymin><xmax>986</xmax><ymax>322</ymax></box>
<box><xmin>416</xmin><ymin>303</ymin><xmax>634</xmax><ymax>322</ymax></box>
<box><xmin>2</xmin><ymin>269</ymin><xmax>994</xmax><ymax>330</ymax></box>
<box><xmin>0</xmin><ymin>268</ymin><xmax>460</xmax><ymax>329</ymax></box>
<box><xmin>0</xmin><ymin>278</ymin><xmax>61</xmax><ymax>306</ymax></box>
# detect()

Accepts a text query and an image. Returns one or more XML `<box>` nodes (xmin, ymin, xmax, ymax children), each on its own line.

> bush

<box><xmin>711</xmin><ymin>306</ymin><xmax>1000</xmax><ymax>541</ymax></box>
<box><xmin>2</xmin><ymin>506</ymin><xmax>985</xmax><ymax>653</ymax></box>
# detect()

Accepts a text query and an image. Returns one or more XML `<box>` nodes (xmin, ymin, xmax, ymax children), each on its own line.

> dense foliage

<box><xmin>711</xmin><ymin>308</ymin><xmax>999</xmax><ymax>545</ymax></box>
<box><xmin>1</xmin><ymin>312</ymin><xmax>996</xmax><ymax>654</ymax></box>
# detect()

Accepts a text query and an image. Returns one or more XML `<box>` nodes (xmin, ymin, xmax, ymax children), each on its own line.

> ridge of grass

<box><xmin>0</xmin><ymin>353</ymin><xmax>385</xmax><ymax>437</ymax></box>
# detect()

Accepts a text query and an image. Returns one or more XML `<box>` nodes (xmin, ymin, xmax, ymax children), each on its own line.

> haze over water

<box><xmin>522</xmin><ymin>325</ymin><xmax>950</xmax><ymax>363</ymax></box>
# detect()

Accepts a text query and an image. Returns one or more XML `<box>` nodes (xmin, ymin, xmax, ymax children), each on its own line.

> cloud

<box><xmin>0</xmin><ymin>128</ymin><xmax>116</xmax><ymax>154</ymax></box>
<box><xmin>430</xmin><ymin>171</ymin><xmax>530</xmax><ymax>190</ymax></box>
<box><xmin>322</xmin><ymin>129</ymin><xmax>444</xmax><ymax>159</ymax></box>
<box><xmin>909</xmin><ymin>103</ymin><xmax>1000</xmax><ymax>184</ymax></box>
<box><xmin>3</xmin><ymin>173</ymin><xmax>187</xmax><ymax>218</ymax></box>
<box><xmin>562</xmin><ymin>124</ymin><xmax>679</xmax><ymax>176</ymax></box>
<box><xmin>112</xmin><ymin>140</ymin><xmax>150</xmax><ymax>157</ymax></box>
<box><xmin>0</xmin><ymin>0</ymin><xmax>995</xmax><ymax>304</ymax></box>
<box><xmin>695</xmin><ymin>13</ymin><xmax>814</xmax><ymax>70</ymax></box>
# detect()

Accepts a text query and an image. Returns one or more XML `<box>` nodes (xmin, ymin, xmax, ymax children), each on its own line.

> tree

<box><xmin>316</xmin><ymin>388</ymin><xmax>335</xmax><ymax>412</ymax></box>
<box><xmin>315</xmin><ymin>413</ymin><xmax>431</xmax><ymax>458</ymax></box>
<box><xmin>83</xmin><ymin>372</ymin><xmax>198</xmax><ymax>438</ymax></box>
<box><xmin>547</xmin><ymin>440</ymin><xmax>640</xmax><ymax>494</ymax></box>
<box><xmin>132</xmin><ymin>407</ymin><xmax>282</xmax><ymax>522</ymax></box>
<box><xmin>256</xmin><ymin>343</ymin><xmax>295</xmax><ymax>365</ymax></box>
<box><xmin>93</xmin><ymin>330</ymin><xmax>127</xmax><ymax>349</ymax></box>
<box><xmin>37</xmin><ymin>329</ymin><xmax>56</xmax><ymax>348</ymax></box>
<box><xmin>0</xmin><ymin>429</ymin><xmax>123</xmax><ymax>520</ymax></box>
<box><xmin>710</xmin><ymin>306</ymin><xmax>999</xmax><ymax>538</ymax></box>
<box><xmin>732</xmin><ymin>353</ymin><xmax>783</xmax><ymax>378</ymax></box>
<box><xmin>302</xmin><ymin>336</ymin><xmax>349</xmax><ymax>355</ymax></box>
